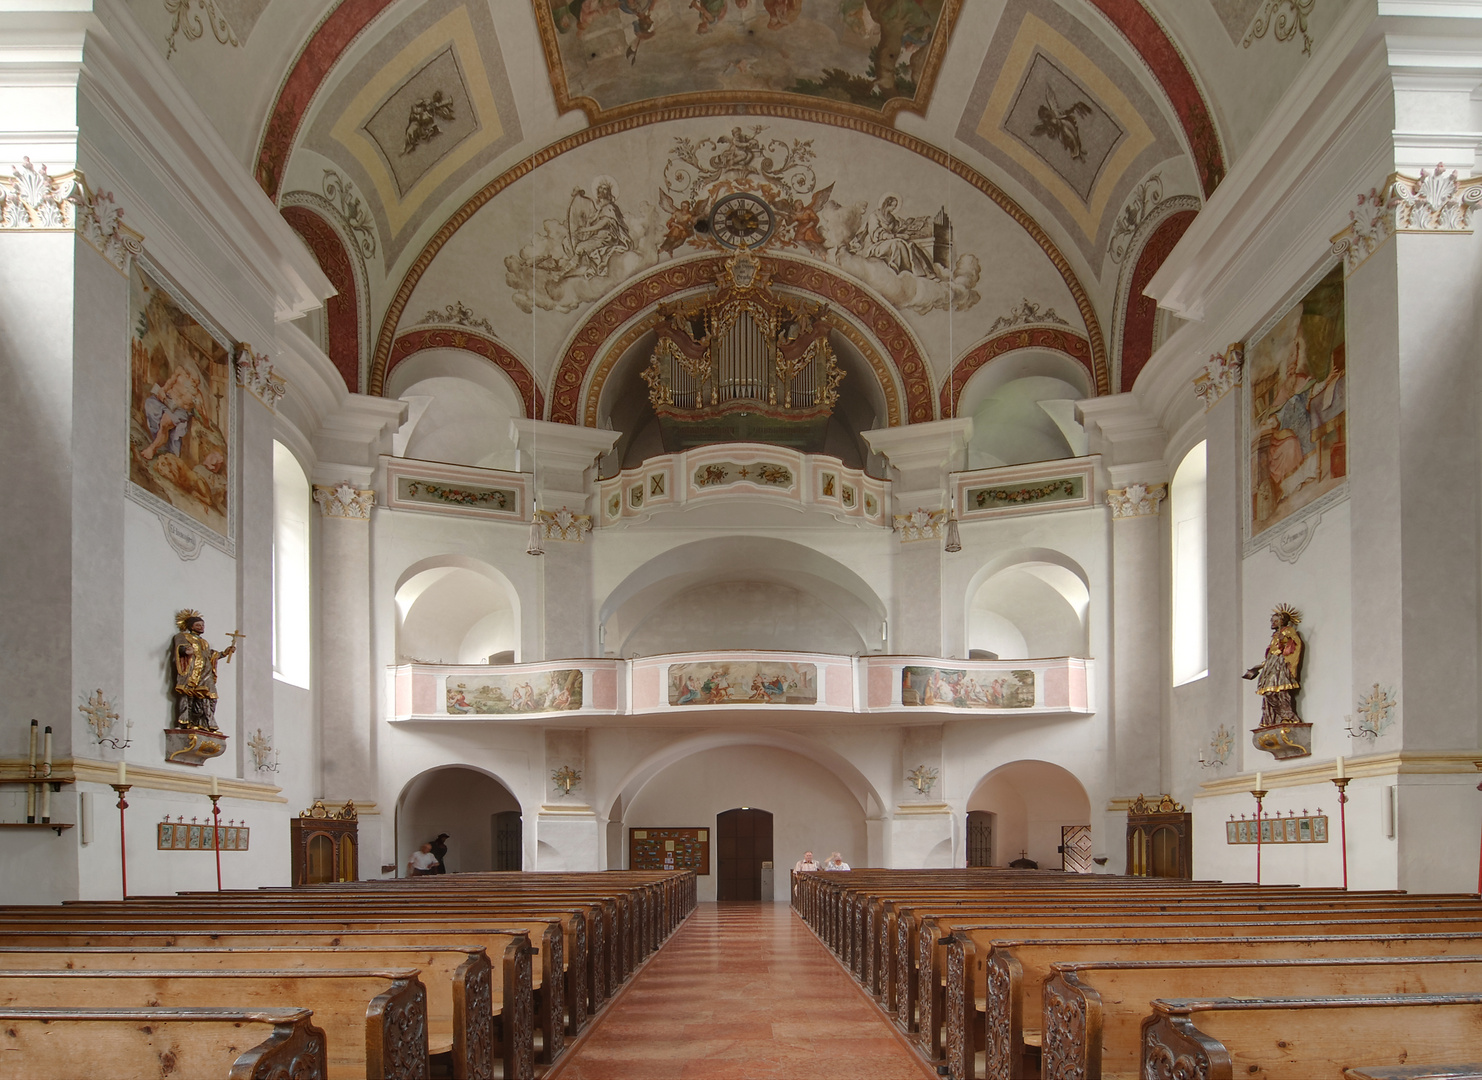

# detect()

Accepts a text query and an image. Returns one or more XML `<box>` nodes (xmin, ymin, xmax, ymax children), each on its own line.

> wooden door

<box><xmin>494</xmin><ymin>810</ymin><xmax>522</xmax><ymax>872</ymax></box>
<box><xmin>716</xmin><ymin>808</ymin><xmax>772</xmax><ymax>901</ymax></box>
<box><xmin>966</xmin><ymin>811</ymin><xmax>994</xmax><ymax>867</ymax></box>
<box><xmin>1060</xmin><ymin>824</ymin><xmax>1092</xmax><ymax>873</ymax></box>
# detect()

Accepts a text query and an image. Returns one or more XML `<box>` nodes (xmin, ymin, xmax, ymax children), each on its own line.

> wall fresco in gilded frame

<box><xmin>126</xmin><ymin>259</ymin><xmax>236</xmax><ymax>557</ymax></box>
<box><xmin>1242</xmin><ymin>261</ymin><xmax>1347</xmax><ymax>562</ymax></box>
<box><xmin>531</xmin><ymin>0</ymin><xmax>961</xmax><ymax>126</ymax></box>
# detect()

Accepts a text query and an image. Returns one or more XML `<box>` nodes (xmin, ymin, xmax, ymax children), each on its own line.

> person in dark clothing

<box><xmin>430</xmin><ymin>833</ymin><xmax>450</xmax><ymax>874</ymax></box>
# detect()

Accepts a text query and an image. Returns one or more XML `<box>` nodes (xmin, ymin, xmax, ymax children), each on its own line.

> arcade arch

<box><xmin>395</xmin><ymin>556</ymin><xmax>521</xmax><ymax>664</ymax></box>
<box><xmin>386</xmin><ymin>348</ymin><xmax>528</xmax><ymax>470</ymax></box>
<box><xmin>396</xmin><ymin>765</ymin><xmax>523</xmax><ymax>876</ymax></box>
<box><xmin>966</xmin><ymin>761</ymin><xmax>1092</xmax><ymax>870</ymax></box>
<box><xmin>967</xmin><ymin>550</ymin><xmax>1090</xmax><ymax>660</ymax></box>
<box><xmin>601</xmin><ymin>537</ymin><xmax>887</xmax><ymax>657</ymax></box>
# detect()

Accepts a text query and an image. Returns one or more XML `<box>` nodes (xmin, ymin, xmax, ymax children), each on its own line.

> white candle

<box><xmin>42</xmin><ymin>726</ymin><xmax>52</xmax><ymax>772</ymax></box>
<box><xmin>40</xmin><ymin>772</ymin><xmax>50</xmax><ymax>823</ymax></box>
<box><xmin>1255</xmin><ymin>771</ymin><xmax>1263</xmax><ymax>792</ymax></box>
<box><xmin>1336</xmin><ymin>755</ymin><xmax>1345</xmax><ymax>779</ymax></box>
<box><xmin>117</xmin><ymin>760</ymin><xmax>126</xmax><ymax>786</ymax></box>
<box><xmin>210</xmin><ymin>774</ymin><xmax>218</xmax><ymax>797</ymax></box>
<box><xmin>27</xmin><ymin>720</ymin><xmax>37</xmax><ymax>769</ymax></box>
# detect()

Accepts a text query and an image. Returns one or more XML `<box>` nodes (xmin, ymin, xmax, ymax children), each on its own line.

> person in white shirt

<box><xmin>793</xmin><ymin>850</ymin><xmax>821</xmax><ymax>872</ymax></box>
<box><xmin>823</xmin><ymin>852</ymin><xmax>850</xmax><ymax>871</ymax></box>
<box><xmin>407</xmin><ymin>843</ymin><xmax>438</xmax><ymax>876</ymax></box>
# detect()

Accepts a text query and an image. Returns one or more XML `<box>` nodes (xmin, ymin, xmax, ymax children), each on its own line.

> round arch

<box><xmin>601</xmin><ymin>536</ymin><xmax>888</xmax><ymax>656</ymax></box>
<box><xmin>548</xmin><ymin>253</ymin><xmax>932</xmax><ymax>426</ymax></box>
<box><xmin>605</xmin><ymin>728</ymin><xmax>886</xmax><ymax>824</ymax></box>
<box><xmin>387</xmin><ymin>328</ymin><xmax>543</xmax><ymax>418</ymax></box>
<box><xmin>395</xmin><ymin>763</ymin><xmax>525</xmax><ymax>875</ymax></box>
<box><xmin>395</xmin><ymin>555</ymin><xmax>523</xmax><ymax>665</ymax></box>
<box><xmin>965</xmin><ymin>759</ymin><xmax>1092</xmax><ymax>869</ymax></box>
<box><xmin>940</xmin><ymin>328</ymin><xmax>1097</xmax><ymax>417</ymax></box>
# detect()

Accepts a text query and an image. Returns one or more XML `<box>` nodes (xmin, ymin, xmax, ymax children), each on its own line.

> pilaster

<box><xmin>537</xmin><ymin>728</ymin><xmax>598</xmax><ymax>870</ymax></box>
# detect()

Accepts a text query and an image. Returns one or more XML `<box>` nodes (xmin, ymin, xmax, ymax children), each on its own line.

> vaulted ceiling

<box><xmin>129</xmin><ymin>0</ymin><xmax>1351</xmax><ymax>428</ymax></box>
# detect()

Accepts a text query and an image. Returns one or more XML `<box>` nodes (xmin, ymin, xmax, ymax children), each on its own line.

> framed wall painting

<box><xmin>1242</xmin><ymin>260</ymin><xmax>1347</xmax><ymax>563</ymax></box>
<box><xmin>126</xmin><ymin>260</ymin><xmax>236</xmax><ymax>558</ymax></box>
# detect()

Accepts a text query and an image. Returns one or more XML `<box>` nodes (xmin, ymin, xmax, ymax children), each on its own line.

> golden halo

<box><xmin>175</xmin><ymin>608</ymin><xmax>203</xmax><ymax>630</ymax></box>
<box><xmin>1271</xmin><ymin>603</ymin><xmax>1302</xmax><ymax>625</ymax></box>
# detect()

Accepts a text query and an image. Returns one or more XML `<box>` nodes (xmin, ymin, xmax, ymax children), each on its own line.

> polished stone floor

<box><xmin>548</xmin><ymin>901</ymin><xmax>936</xmax><ymax>1079</ymax></box>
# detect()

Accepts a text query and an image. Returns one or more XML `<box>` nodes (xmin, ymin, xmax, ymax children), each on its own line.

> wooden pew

<box><xmin>0</xmin><ymin>944</ymin><xmax>501</xmax><ymax>1080</ymax></box>
<box><xmin>0</xmin><ymin>928</ymin><xmax>535</xmax><ymax>1080</ymax></box>
<box><xmin>1141</xmin><ymin>993</ymin><xmax>1482</xmax><ymax>1080</ymax></box>
<box><xmin>932</xmin><ymin>915</ymin><xmax>1482</xmax><ymax>1078</ymax></box>
<box><xmin>0</xmin><ymin>1006</ymin><xmax>327</xmax><ymax>1080</ymax></box>
<box><xmin>0</xmin><ymin>969</ymin><xmax>426</xmax><ymax>1079</ymax></box>
<box><xmin>1043</xmin><ymin>955</ymin><xmax>1482</xmax><ymax>1080</ymax></box>
<box><xmin>965</xmin><ymin>932</ymin><xmax>1482</xmax><ymax>1080</ymax></box>
<box><xmin>0</xmin><ymin>912</ymin><xmax>565</xmax><ymax>1065</ymax></box>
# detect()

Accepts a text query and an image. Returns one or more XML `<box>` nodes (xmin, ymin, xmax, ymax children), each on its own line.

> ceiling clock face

<box><xmin>710</xmin><ymin>192</ymin><xmax>775</xmax><ymax>249</ymax></box>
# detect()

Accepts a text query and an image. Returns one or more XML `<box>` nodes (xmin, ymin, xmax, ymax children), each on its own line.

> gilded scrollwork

<box><xmin>1041</xmin><ymin>977</ymin><xmax>1088</xmax><ymax>1080</ymax></box>
<box><xmin>876</xmin><ymin>909</ymin><xmax>891</xmax><ymax>998</ymax></box>
<box><xmin>590</xmin><ymin>907</ymin><xmax>607</xmax><ymax>1006</ymax></box>
<box><xmin>543</xmin><ymin>926</ymin><xmax>566</xmax><ymax>1061</ymax></box>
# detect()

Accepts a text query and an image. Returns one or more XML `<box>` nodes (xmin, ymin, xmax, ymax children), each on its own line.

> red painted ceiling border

<box><xmin>282</xmin><ymin>205</ymin><xmax>360</xmax><ymax>393</ymax></box>
<box><xmin>549</xmin><ymin>254</ymin><xmax>931</xmax><ymax>427</ymax></box>
<box><xmin>255</xmin><ymin>1</ymin><xmax>398</xmax><ymax>200</ymax></box>
<box><xmin>1119</xmin><ymin>209</ymin><xmax>1196</xmax><ymax>393</ymax></box>
<box><xmin>388</xmin><ymin>328</ymin><xmax>544</xmax><ymax>419</ymax></box>
<box><xmin>1086</xmin><ymin>0</ymin><xmax>1225</xmax><ymax>197</ymax></box>
<box><xmin>939</xmin><ymin>328</ymin><xmax>1095</xmax><ymax>418</ymax></box>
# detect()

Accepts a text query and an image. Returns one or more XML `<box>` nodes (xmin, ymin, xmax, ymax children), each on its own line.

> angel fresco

<box><xmin>1031</xmin><ymin>85</ymin><xmax>1094</xmax><ymax>163</ymax></box>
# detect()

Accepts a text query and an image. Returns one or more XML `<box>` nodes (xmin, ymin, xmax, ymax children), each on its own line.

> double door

<box><xmin>716</xmin><ymin>807</ymin><xmax>772</xmax><ymax>901</ymax></box>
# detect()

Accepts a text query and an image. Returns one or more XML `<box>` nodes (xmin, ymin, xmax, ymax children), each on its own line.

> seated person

<box><xmin>793</xmin><ymin>850</ymin><xmax>821</xmax><ymax>872</ymax></box>
<box><xmin>823</xmin><ymin>852</ymin><xmax>850</xmax><ymax>871</ymax></box>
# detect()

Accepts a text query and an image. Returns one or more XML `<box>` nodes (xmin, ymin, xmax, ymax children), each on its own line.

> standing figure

<box><xmin>1243</xmin><ymin>604</ymin><xmax>1304</xmax><ymax>727</ymax></box>
<box><xmin>171</xmin><ymin>609</ymin><xmax>236</xmax><ymax>731</ymax></box>
<box><xmin>430</xmin><ymin>833</ymin><xmax>450</xmax><ymax>874</ymax></box>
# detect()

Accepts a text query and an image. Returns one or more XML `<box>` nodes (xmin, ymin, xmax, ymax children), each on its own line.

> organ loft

<box><xmin>2</xmin><ymin>0</ymin><xmax>1482</xmax><ymax>1075</ymax></box>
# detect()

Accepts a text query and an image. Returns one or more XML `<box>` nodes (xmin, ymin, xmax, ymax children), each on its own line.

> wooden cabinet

<box><xmin>289</xmin><ymin>803</ymin><xmax>359</xmax><ymax>885</ymax></box>
<box><xmin>1126</xmin><ymin>794</ymin><xmax>1192</xmax><ymax>879</ymax></box>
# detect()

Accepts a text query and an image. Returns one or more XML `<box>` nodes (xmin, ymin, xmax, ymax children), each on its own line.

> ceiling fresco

<box><xmin>531</xmin><ymin>0</ymin><xmax>962</xmax><ymax>123</ymax></box>
<box><xmin>956</xmin><ymin>1</ymin><xmax>1189</xmax><ymax>268</ymax></box>
<box><xmin>295</xmin><ymin>0</ymin><xmax>524</xmax><ymax>267</ymax></box>
<box><xmin>110</xmin><ymin>0</ymin><xmax>1364</xmax><ymax>414</ymax></box>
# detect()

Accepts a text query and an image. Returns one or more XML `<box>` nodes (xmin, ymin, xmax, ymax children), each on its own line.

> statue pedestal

<box><xmin>1251</xmin><ymin>721</ymin><xmax>1312</xmax><ymax>760</ymax></box>
<box><xmin>165</xmin><ymin>727</ymin><xmax>229</xmax><ymax>766</ymax></box>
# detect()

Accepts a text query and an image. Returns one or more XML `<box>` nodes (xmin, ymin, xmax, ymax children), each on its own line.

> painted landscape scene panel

<box><xmin>541</xmin><ymin>0</ymin><xmax>952</xmax><ymax>115</ymax></box>
<box><xmin>448</xmin><ymin>669</ymin><xmax>584</xmax><ymax>714</ymax></box>
<box><xmin>669</xmin><ymin>661</ymin><xmax>817</xmax><ymax>705</ymax></box>
<box><xmin>901</xmin><ymin>666</ymin><xmax>1034</xmax><ymax>708</ymax></box>
<box><xmin>1248</xmin><ymin>262</ymin><xmax>1346</xmax><ymax>540</ymax></box>
<box><xmin>128</xmin><ymin>264</ymin><xmax>231</xmax><ymax>538</ymax></box>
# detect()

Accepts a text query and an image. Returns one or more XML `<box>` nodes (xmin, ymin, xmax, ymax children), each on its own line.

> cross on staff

<box><xmin>224</xmin><ymin>629</ymin><xmax>246</xmax><ymax>662</ymax></box>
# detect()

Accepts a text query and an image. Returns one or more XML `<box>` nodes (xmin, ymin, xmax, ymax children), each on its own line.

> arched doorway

<box><xmin>966</xmin><ymin>760</ymin><xmax>1092</xmax><ymax>870</ymax></box>
<box><xmin>717</xmin><ymin>808</ymin><xmax>773</xmax><ymax>901</ymax></box>
<box><xmin>397</xmin><ymin>766</ymin><xmax>522</xmax><ymax>875</ymax></box>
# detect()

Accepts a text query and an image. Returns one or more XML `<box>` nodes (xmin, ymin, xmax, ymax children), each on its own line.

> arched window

<box><xmin>273</xmin><ymin>442</ymin><xmax>312</xmax><ymax>687</ymax></box>
<box><xmin>1170</xmin><ymin>442</ymin><xmax>1207</xmax><ymax>685</ymax></box>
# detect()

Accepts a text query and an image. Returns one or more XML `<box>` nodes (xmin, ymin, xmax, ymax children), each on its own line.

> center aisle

<box><xmin>549</xmin><ymin>901</ymin><xmax>937</xmax><ymax>1079</ymax></box>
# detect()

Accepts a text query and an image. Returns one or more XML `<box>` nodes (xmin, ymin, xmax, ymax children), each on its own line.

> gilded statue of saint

<box><xmin>171</xmin><ymin>609</ymin><xmax>236</xmax><ymax>730</ymax></box>
<box><xmin>1243</xmin><ymin>604</ymin><xmax>1303</xmax><ymax>727</ymax></box>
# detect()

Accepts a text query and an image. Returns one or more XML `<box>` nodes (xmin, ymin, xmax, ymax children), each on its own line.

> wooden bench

<box><xmin>0</xmin><ymin>928</ymin><xmax>535</xmax><ymax>1079</ymax></box>
<box><xmin>1141</xmin><ymin>992</ymin><xmax>1482</xmax><ymax>1080</ymax></box>
<box><xmin>961</xmin><ymin>932</ymin><xmax>1482</xmax><ymax>1080</ymax></box>
<box><xmin>0</xmin><ymin>969</ymin><xmax>426</xmax><ymax>1079</ymax></box>
<box><xmin>0</xmin><ymin>943</ymin><xmax>504</xmax><ymax>1080</ymax></box>
<box><xmin>1042</xmin><ymin>954</ymin><xmax>1482</xmax><ymax>1080</ymax></box>
<box><xmin>0</xmin><ymin>1006</ymin><xmax>327</xmax><ymax>1080</ymax></box>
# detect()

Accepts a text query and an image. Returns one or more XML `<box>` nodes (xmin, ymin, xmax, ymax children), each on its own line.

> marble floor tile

<box><xmin>548</xmin><ymin>902</ymin><xmax>936</xmax><ymax>1080</ymax></box>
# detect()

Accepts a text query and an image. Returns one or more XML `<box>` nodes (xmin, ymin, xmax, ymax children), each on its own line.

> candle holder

<box><xmin>208</xmin><ymin>793</ymin><xmax>222</xmax><ymax>892</ymax></box>
<box><xmin>110</xmin><ymin>784</ymin><xmax>131</xmax><ymax>899</ymax></box>
<box><xmin>1331</xmin><ymin>776</ymin><xmax>1351</xmax><ymax>889</ymax></box>
<box><xmin>1251</xmin><ymin>788</ymin><xmax>1268</xmax><ymax>886</ymax></box>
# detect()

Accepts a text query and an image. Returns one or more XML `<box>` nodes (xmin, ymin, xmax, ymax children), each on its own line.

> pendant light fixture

<box><xmin>943</xmin><ymin>142</ymin><xmax>961</xmax><ymax>555</ymax></box>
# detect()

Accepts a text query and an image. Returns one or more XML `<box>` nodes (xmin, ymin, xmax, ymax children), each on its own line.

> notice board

<box><xmin>629</xmin><ymin>827</ymin><xmax>709</xmax><ymax>875</ymax></box>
